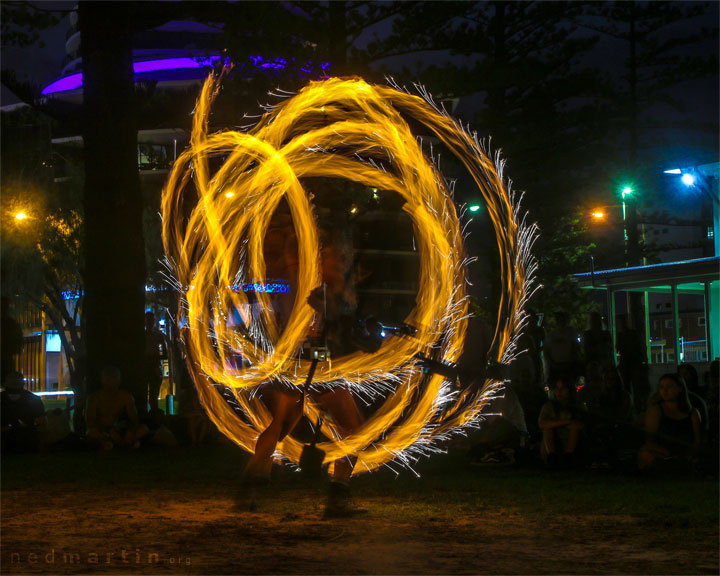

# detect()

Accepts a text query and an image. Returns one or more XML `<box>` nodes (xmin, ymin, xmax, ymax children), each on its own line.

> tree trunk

<box><xmin>79</xmin><ymin>2</ymin><xmax>147</xmax><ymax>413</ymax></box>
<box><xmin>329</xmin><ymin>1</ymin><xmax>348</xmax><ymax>75</ymax></box>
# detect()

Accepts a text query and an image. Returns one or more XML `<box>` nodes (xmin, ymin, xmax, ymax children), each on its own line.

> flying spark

<box><xmin>161</xmin><ymin>74</ymin><xmax>537</xmax><ymax>474</ymax></box>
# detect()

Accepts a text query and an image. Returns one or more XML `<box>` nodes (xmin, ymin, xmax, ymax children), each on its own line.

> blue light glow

<box><xmin>46</xmin><ymin>331</ymin><xmax>62</xmax><ymax>352</ymax></box>
<box><xmin>61</xmin><ymin>289</ymin><xmax>83</xmax><ymax>300</ymax></box>
<box><xmin>681</xmin><ymin>173</ymin><xmax>696</xmax><ymax>187</ymax></box>
<box><xmin>230</xmin><ymin>281</ymin><xmax>290</xmax><ymax>294</ymax></box>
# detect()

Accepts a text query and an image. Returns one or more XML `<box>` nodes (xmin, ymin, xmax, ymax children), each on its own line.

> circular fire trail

<box><xmin>161</xmin><ymin>74</ymin><xmax>537</xmax><ymax>474</ymax></box>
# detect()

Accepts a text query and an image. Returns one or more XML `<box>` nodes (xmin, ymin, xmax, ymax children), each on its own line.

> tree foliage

<box><xmin>0</xmin><ymin>1</ymin><xmax>64</xmax><ymax>48</ymax></box>
<box><xmin>1</xmin><ymin>106</ymin><xmax>86</xmax><ymax>409</ymax></box>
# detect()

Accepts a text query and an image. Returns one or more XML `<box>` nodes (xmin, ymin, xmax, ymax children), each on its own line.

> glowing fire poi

<box><xmin>161</xmin><ymin>74</ymin><xmax>537</xmax><ymax>474</ymax></box>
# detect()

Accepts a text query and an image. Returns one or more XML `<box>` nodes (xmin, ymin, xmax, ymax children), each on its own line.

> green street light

<box><xmin>620</xmin><ymin>185</ymin><xmax>634</xmax><ymax>228</ymax></box>
<box><xmin>468</xmin><ymin>203</ymin><xmax>481</xmax><ymax>213</ymax></box>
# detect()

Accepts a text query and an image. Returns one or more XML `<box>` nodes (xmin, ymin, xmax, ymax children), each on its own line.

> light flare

<box><xmin>162</xmin><ymin>74</ymin><xmax>537</xmax><ymax>473</ymax></box>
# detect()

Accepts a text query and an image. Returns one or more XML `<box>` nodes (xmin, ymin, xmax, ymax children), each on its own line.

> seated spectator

<box><xmin>638</xmin><ymin>373</ymin><xmax>701</xmax><ymax>471</ymax></box>
<box><xmin>86</xmin><ymin>366</ymin><xmax>148</xmax><ymax>451</ymax></box>
<box><xmin>1</xmin><ymin>371</ymin><xmax>46</xmax><ymax>453</ymax></box>
<box><xmin>538</xmin><ymin>376</ymin><xmax>585</xmax><ymax>468</ymax></box>
<box><xmin>469</xmin><ymin>384</ymin><xmax>528</xmax><ymax>465</ymax></box>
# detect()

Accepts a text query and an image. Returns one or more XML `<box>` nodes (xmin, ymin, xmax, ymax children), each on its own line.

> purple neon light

<box><xmin>134</xmin><ymin>56</ymin><xmax>220</xmax><ymax>73</ymax></box>
<box><xmin>42</xmin><ymin>72</ymin><xmax>84</xmax><ymax>94</ymax></box>
<box><xmin>42</xmin><ymin>56</ymin><xmax>221</xmax><ymax>95</ymax></box>
<box><xmin>42</xmin><ymin>55</ymin><xmax>330</xmax><ymax>95</ymax></box>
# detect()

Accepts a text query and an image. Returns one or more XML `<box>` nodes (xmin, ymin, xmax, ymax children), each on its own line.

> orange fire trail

<box><xmin>162</xmin><ymin>74</ymin><xmax>537</xmax><ymax>473</ymax></box>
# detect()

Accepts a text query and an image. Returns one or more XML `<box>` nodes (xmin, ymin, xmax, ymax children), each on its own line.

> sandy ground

<box><xmin>2</xmin><ymin>481</ymin><xmax>718</xmax><ymax>575</ymax></box>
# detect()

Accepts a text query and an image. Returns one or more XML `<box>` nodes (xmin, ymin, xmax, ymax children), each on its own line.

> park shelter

<box><xmin>574</xmin><ymin>256</ymin><xmax>719</xmax><ymax>382</ymax></box>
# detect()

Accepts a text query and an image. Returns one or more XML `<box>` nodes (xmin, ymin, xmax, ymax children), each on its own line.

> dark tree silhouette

<box><xmin>79</xmin><ymin>2</ymin><xmax>146</xmax><ymax>407</ymax></box>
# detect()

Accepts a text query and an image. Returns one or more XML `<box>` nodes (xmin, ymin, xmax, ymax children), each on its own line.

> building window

<box><xmin>708</xmin><ymin>227</ymin><xmax>715</xmax><ymax>240</ymax></box>
<box><xmin>698</xmin><ymin>317</ymin><xmax>706</xmax><ymax>327</ymax></box>
<box><xmin>664</xmin><ymin>319</ymin><xmax>673</xmax><ymax>328</ymax></box>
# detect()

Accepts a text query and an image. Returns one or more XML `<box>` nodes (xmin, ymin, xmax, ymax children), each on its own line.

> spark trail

<box><xmin>162</xmin><ymin>74</ymin><xmax>537</xmax><ymax>474</ymax></box>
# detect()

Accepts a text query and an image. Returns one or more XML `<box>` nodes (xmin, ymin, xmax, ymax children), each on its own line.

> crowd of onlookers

<box><xmin>471</xmin><ymin>309</ymin><xmax>719</xmax><ymax>475</ymax></box>
<box><xmin>2</xmin><ymin>307</ymin><xmax>718</xmax><ymax>479</ymax></box>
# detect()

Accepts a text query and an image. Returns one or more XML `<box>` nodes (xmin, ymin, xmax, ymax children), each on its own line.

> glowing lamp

<box><xmin>15</xmin><ymin>212</ymin><xmax>27</xmax><ymax>220</ymax></box>
<box><xmin>468</xmin><ymin>204</ymin><xmax>481</xmax><ymax>213</ymax></box>
<box><xmin>681</xmin><ymin>173</ymin><xmax>695</xmax><ymax>187</ymax></box>
<box><xmin>591</xmin><ymin>210</ymin><xmax>605</xmax><ymax>220</ymax></box>
<box><xmin>621</xmin><ymin>186</ymin><xmax>632</xmax><ymax>197</ymax></box>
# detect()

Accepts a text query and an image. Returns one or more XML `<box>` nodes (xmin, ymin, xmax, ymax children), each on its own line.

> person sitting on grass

<box><xmin>538</xmin><ymin>375</ymin><xmax>585</xmax><ymax>469</ymax></box>
<box><xmin>1</xmin><ymin>371</ymin><xmax>46</xmax><ymax>453</ymax></box>
<box><xmin>86</xmin><ymin>366</ymin><xmax>148</xmax><ymax>451</ymax></box>
<box><xmin>637</xmin><ymin>373</ymin><xmax>701</xmax><ymax>472</ymax></box>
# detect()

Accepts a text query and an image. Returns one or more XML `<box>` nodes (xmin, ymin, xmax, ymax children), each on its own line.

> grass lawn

<box><xmin>2</xmin><ymin>443</ymin><xmax>718</xmax><ymax>574</ymax></box>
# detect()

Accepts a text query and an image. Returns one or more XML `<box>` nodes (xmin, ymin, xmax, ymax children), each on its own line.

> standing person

<box><xmin>583</xmin><ymin>312</ymin><xmax>614</xmax><ymax>370</ymax></box>
<box><xmin>638</xmin><ymin>373</ymin><xmax>701</xmax><ymax>471</ymax></box>
<box><xmin>544</xmin><ymin>311</ymin><xmax>582</xmax><ymax>383</ymax></box>
<box><xmin>1</xmin><ymin>371</ymin><xmax>46</xmax><ymax>453</ymax></box>
<box><xmin>616</xmin><ymin>316</ymin><xmax>647</xmax><ymax>411</ymax></box>
<box><xmin>86</xmin><ymin>366</ymin><xmax>148</xmax><ymax>450</ymax></box>
<box><xmin>144</xmin><ymin>311</ymin><xmax>168</xmax><ymax>413</ymax></box>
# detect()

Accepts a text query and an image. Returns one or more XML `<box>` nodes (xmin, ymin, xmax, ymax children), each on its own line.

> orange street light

<box><xmin>591</xmin><ymin>210</ymin><xmax>605</xmax><ymax>220</ymax></box>
<box><xmin>15</xmin><ymin>212</ymin><xmax>28</xmax><ymax>221</ymax></box>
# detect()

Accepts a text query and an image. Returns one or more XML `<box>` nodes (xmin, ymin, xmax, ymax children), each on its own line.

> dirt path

<box><xmin>2</xmin><ymin>484</ymin><xmax>717</xmax><ymax>575</ymax></box>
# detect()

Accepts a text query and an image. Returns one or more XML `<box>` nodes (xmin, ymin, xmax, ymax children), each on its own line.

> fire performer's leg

<box><xmin>243</xmin><ymin>388</ymin><xmax>303</xmax><ymax>481</ymax></box>
<box><xmin>314</xmin><ymin>385</ymin><xmax>367</xmax><ymax>516</ymax></box>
